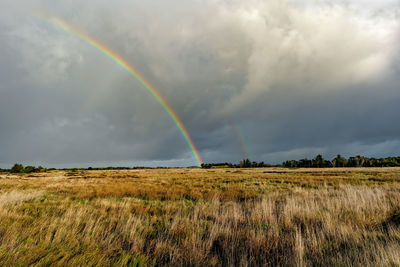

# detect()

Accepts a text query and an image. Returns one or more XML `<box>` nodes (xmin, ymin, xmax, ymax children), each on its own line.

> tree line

<box><xmin>0</xmin><ymin>164</ymin><xmax>186</xmax><ymax>173</ymax></box>
<box><xmin>201</xmin><ymin>155</ymin><xmax>400</xmax><ymax>169</ymax></box>
<box><xmin>2</xmin><ymin>155</ymin><xmax>400</xmax><ymax>172</ymax></box>
<box><xmin>284</xmin><ymin>155</ymin><xmax>400</xmax><ymax>168</ymax></box>
<box><xmin>1</xmin><ymin>164</ymin><xmax>47</xmax><ymax>173</ymax></box>
<box><xmin>201</xmin><ymin>159</ymin><xmax>278</xmax><ymax>169</ymax></box>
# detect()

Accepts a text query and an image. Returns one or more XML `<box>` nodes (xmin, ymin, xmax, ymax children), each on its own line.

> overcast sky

<box><xmin>0</xmin><ymin>0</ymin><xmax>399</xmax><ymax>167</ymax></box>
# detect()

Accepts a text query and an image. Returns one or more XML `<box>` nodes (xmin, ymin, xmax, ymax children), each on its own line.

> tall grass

<box><xmin>0</xmin><ymin>168</ymin><xmax>400</xmax><ymax>266</ymax></box>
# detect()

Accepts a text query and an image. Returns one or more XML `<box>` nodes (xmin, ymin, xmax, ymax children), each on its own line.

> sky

<box><xmin>0</xmin><ymin>0</ymin><xmax>399</xmax><ymax>168</ymax></box>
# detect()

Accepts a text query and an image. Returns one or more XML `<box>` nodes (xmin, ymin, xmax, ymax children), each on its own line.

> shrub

<box><xmin>24</xmin><ymin>166</ymin><xmax>36</xmax><ymax>173</ymax></box>
<box><xmin>10</xmin><ymin>163</ymin><xmax>24</xmax><ymax>173</ymax></box>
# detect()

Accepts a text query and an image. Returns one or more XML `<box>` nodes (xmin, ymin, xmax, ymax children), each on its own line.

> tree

<box><xmin>284</xmin><ymin>160</ymin><xmax>298</xmax><ymax>168</ymax></box>
<box><xmin>24</xmin><ymin>166</ymin><xmax>36</xmax><ymax>173</ymax></box>
<box><xmin>347</xmin><ymin>155</ymin><xmax>367</xmax><ymax>167</ymax></box>
<box><xmin>244</xmin><ymin>159</ymin><xmax>251</xmax><ymax>168</ymax></box>
<box><xmin>332</xmin><ymin>155</ymin><xmax>347</xmax><ymax>167</ymax></box>
<box><xmin>239</xmin><ymin>159</ymin><xmax>251</xmax><ymax>168</ymax></box>
<box><xmin>201</xmin><ymin>163</ymin><xmax>212</xmax><ymax>169</ymax></box>
<box><xmin>299</xmin><ymin>158</ymin><xmax>312</xmax><ymax>168</ymax></box>
<box><xmin>312</xmin><ymin>155</ymin><xmax>325</xmax><ymax>168</ymax></box>
<box><xmin>11</xmin><ymin>163</ymin><xmax>24</xmax><ymax>173</ymax></box>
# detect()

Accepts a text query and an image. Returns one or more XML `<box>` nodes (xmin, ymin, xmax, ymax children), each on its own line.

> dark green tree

<box><xmin>10</xmin><ymin>163</ymin><xmax>24</xmax><ymax>173</ymax></box>
<box><xmin>299</xmin><ymin>158</ymin><xmax>312</xmax><ymax>168</ymax></box>
<box><xmin>312</xmin><ymin>155</ymin><xmax>325</xmax><ymax>168</ymax></box>
<box><xmin>332</xmin><ymin>155</ymin><xmax>347</xmax><ymax>167</ymax></box>
<box><xmin>24</xmin><ymin>166</ymin><xmax>36</xmax><ymax>173</ymax></box>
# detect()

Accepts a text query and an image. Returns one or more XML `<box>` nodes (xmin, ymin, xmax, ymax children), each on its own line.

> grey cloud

<box><xmin>0</xmin><ymin>0</ymin><xmax>399</xmax><ymax>167</ymax></box>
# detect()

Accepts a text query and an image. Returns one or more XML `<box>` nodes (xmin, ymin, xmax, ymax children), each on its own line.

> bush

<box><xmin>24</xmin><ymin>166</ymin><xmax>36</xmax><ymax>173</ymax></box>
<box><xmin>10</xmin><ymin>163</ymin><xmax>24</xmax><ymax>173</ymax></box>
<box><xmin>201</xmin><ymin>163</ymin><xmax>212</xmax><ymax>169</ymax></box>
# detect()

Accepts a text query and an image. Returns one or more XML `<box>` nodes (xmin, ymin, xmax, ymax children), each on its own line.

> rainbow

<box><xmin>228</xmin><ymin>116</ymin><xmax>251</xmax><ymax>159</ymax></box>
<box><xmin>35</xmin><ymin>12</ymin><xmax>202</xmax><ymax>166</ymax></box>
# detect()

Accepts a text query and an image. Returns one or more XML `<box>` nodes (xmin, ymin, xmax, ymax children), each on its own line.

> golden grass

<box><xmin>0</xmin><ymin>167</ymin><xmax>400</xmax><ymax>266</ymax></box>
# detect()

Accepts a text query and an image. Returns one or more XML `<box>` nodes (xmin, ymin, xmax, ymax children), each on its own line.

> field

<box><xmin>1</xmin><ymin>167</ymin><xmax>400</xmax><ymax>266</ymax></box>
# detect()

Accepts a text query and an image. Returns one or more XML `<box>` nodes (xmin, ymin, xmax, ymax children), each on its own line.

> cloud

<box><xmin>0</xmin><ymin>0</ymin><xmax>399</xmax><ymax>167</ymax></box>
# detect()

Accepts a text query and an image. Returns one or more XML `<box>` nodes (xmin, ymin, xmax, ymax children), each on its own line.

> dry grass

<box><xmin>1</xmin><ymin>167</ymin><xmax>400</xmax><ymax>266</ymax></box>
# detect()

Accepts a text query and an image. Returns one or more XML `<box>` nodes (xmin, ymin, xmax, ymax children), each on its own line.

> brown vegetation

<box><xmin>1</xmin><ymin>168</ymin><xmax>400</xmax><ymax>266</ymax></box>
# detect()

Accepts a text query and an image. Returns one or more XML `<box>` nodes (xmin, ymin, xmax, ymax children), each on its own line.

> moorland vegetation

<box><xmin>0</xmin><ymin>168</ymin><xmax>400</xmax><ymax>265</ymax></box>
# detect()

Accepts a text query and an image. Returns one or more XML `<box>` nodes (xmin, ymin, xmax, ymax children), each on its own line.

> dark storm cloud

<box><xmin>0</xmin><ymin>0</ymin><xmax>399</xmax><ymax>167</ymax></box>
